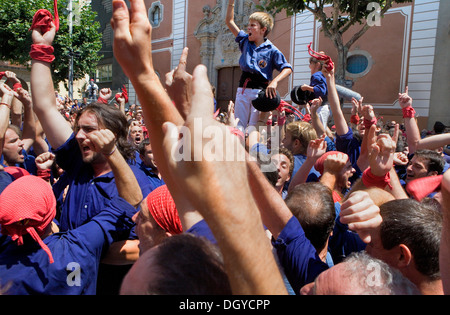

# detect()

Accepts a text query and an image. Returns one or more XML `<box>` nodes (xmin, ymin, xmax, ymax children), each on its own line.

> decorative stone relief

<box><xmin>194</xmin><ymin>0</ymin><xmax>257</xmax><ymax>85</ymax></box>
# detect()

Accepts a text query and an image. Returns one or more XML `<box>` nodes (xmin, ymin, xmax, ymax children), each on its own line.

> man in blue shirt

<box><xmin>225</xmin><ymin>1</ymin><xmax>292</xmax><ymax>132</ymax></box>
<box><xmin>0</xmin><ymin>125</ymin><xmax>143</xmax><ymax>294</ymax></box>
<box><xmin>29</xmin><ymin>21</ymin><xmax>152</xmax><ymax>294</ymax></box>
<box><xmin>137</xmin><ymin>138</ymin><xmax>165</xmax><ymax>191</ymax></box>
<box><xmin>0</xmin><ymin>177</ymin><xmax>137</xmax><ymax>295</ymax></box>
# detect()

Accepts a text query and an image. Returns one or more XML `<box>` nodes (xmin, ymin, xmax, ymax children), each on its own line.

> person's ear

<box><xmin>398</xmin><ymin>244</ymin><xmax>413</xmax><ymax>268</ymax></box>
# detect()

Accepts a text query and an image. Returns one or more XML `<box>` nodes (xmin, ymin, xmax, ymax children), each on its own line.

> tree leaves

<box><xmin>0</xmin><ymin>0</ymin><xmax>102</xmax><ymax>85</ymax></box>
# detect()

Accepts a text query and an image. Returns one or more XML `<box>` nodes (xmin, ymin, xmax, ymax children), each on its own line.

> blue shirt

<box><xmin>310</xmin><ymin>71</ymin><xmax>328</xmax><ymax>103</ymax></box>
<box><xmin>272</xmin><ymin>216</ymin><xmax>329</xmax><ymax>294</ymax></box>
<box><xmin>138</xmin><ymin>163</ymin><xmax>165</xmax><ymax>192</ymax></box>
<box><xmin>0</xmin><ymin>170</ymin><xmax>14</xmax><ymax>194</ymax></box>
<box><xmin>236</xmin><ymin>30</ymin><xmax>292</xmax><ymax>81</ymax></box>
<box><xmin>1</xmin><ymin>149</ymin><xmax>37</xmax><ymax>175</ymax></box>
<box><xmin>328</xmin><ymin>217</ymin><xmax>367</xmax><ymax>265</ymax></box>
<box><xmin>335</xmin><ymin>127</ymin><xmax>363</xmax><ymax>180</ymax></box>
<box><xmin>0</xmin><ymin>197</ymin><xmax>135</xmax><ymax>295</ymax></box>
<box><xmin>187</xmin><ymin>219</ymin><xmax>297</xmax><ymax>295</ymax></box>
<box><xmin>52</xmin><ymin>134</ymin><xmax>152</xmax><ymax>234</ymax></box>
<box><xmin>292</xmin><ymin>153</ymin><xmax>321</xmax><ymax>182</ymax></box>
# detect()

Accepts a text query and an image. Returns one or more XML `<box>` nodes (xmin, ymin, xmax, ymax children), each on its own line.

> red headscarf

<box><xmin>146</xmin><ymin>185</ymin><xmax>182</xmax><ymax>235</ymax></box>
<box><xmin>0</xmin><ymin>175</ymin><xmax>56</xmax><ymax>263</ymax></box>
<box><xmin>406</xmin><ymin>175</ymin><xmax>443</xmax><ymax>201</ymax></box>
<box><xmin>4</xmin><ymin>166</ymin><xmax>30</xmax><ymax>179</ymax></box>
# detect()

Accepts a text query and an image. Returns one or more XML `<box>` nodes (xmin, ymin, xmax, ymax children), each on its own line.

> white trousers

<box><xmin>234</xmin><ymin>87</ymin><xmax>261</xmax><ymax>132</ymax></box>
<box><xmin>316</xmin><ymin>104</ymin><xmax>330</xmax><ymax>130</ymax></box>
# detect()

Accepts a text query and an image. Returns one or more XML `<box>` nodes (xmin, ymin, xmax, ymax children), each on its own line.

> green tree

<box><xmin>259</xmin><ymin>0</ymin><xmax>412</xmax><ymax>85</ymax></box>
<box><xmin>0</xmin><ymin>0</ymin><xmax>102</xmax><ymax>86</ymax></box>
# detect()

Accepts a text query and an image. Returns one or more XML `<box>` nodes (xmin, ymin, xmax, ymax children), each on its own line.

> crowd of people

<box><xmin>0</xmin><ymin>0</ymin><xmax>449</xmax><ymax>296</ymax></box>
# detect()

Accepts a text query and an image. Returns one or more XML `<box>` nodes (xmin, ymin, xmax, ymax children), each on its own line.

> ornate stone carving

<box><xmin>194</xmin><ymin>0</ymin><xmax>257</xmax><ymax>84</ymax></box>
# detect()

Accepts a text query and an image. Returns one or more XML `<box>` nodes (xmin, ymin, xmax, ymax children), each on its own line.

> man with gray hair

<box><xmin>300</xmin><ymin>251</ymin><xmax>420</xmax><ymax>295</ymax></box>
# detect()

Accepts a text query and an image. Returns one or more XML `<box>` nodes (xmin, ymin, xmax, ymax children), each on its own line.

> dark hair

<box><xmin>284</xmin><ymin>182</ymin><xmax>336</xmax><ymax>252</ymax></box>
<box><xmin>75</xmin><ymin>103</ymin><xmax>136</xmax><ymax>162</ymax></box>
<box><xmin>147</xmin><ymin>234</ymin><xmax>232</xmax><ymax>295</ymax></box>
<box><xmin>433</xmin><ymin>121</ymin><xmax>445</xmax><ymax>134</ymax></box>
<box><xmin>379</xmin><ymin>198</ymin><xmax>442</xmax><ymax>279</ymax></box>
<box><xmin>137</xmin><ymin>138</ymin><xmax>151</xmax><ymax>156</ymax></box>
<box><xmin>413</xmin><ymin>149</ymin><xmax>445</xmax><ymax>175</ymax></box>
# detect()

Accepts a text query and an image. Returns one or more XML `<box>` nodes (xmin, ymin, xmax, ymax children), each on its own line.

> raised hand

<box><xmin>111</xmin><ymin>0</ymin><xmax>154</xmax><ymax>82</ymax></box>
<box><xmin>99</xmin><ymin>88</ymin><xmax>112</xmax><ymax>101</ymax></box>
<box><xmin>306</xmin><ymin>134</ymin><xmax>327</xmax><ymax>160</ymax></box>
<box><xmin>0</xmin><ymin>83</ymin><xmax>18</xmax><ymax>101</ymax></box>
<box><xmin>86</xmin><ymin>129</ymin><xmax>117</xmax><ymax>156</ymax></box>
<box><xmin>393</xmin><ymin>151</ymin><xmax>408</xmax><ymax>166</ymax></box>
<box><xmin>4</xmin><ymin>71</ymin><xmax>21</xmax><ymax>85</ymax></box>
<box><xmin>309</xmin><ymin>97</ymin><xmax>322</xmax><ymax>115</ymax></box>
<box><xmin>35</xmin><ymin>152</ymin><xmax>56</xmax><ymax>170</ymax></box>
<box><xmin>398</xmin><ymin>86</ymin><xmax>412</xmax><ymax>109</ymax></box>
<box><xmin>367</xmin><ymin>125</ymin><xmax>396</xmax><ymax>177</ymax></box>
<box><xmin>162</xmin><ymin>65</ymin><xmax>247</xmax><ymax>200</ymax></box>
<box><xmin>351</xmin><ymin>97</ymin><xmax>363</xmax><ymax>116</ymax></box>
<box><xmin>165</xmin><ymin>47</ymin><xmax>192</xmax><ymax>120</ymax></box>
<box><xmin>323</xmin><ymin>152</ymin><xmax>349</xmax><ymax>176</ymax></box>
<box><xmin>339</xmin><ymin>190</ymin><xmax>382</xmax><ymax>244</ymax></box>
<box><xmin>162</xmin><ymin>65</ymin><xmax>286</xmax><ymax>294</ymax></box>
<box><xmin>31</xmin><ymin>21</ymin><xmax>56</xmax><ymax>46</ymax></box>
<box><xmin>15</xmin><ymin>88</ymin><xmax>32</xmax><ymax>106</ymax></box>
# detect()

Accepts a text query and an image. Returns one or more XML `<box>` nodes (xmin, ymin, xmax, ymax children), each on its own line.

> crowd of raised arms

<box><xmin>0</xmin><ymin>0</ymin><xmax>449</xmax><ymax>296</ymax></box>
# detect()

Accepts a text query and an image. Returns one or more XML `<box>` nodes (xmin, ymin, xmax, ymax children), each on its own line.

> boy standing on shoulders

<box><xmin>225</xmin><ymin>0</ymin><xmax>292</xmax><ymax>132</ymax></box>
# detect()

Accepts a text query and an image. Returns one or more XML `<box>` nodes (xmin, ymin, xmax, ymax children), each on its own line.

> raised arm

<box><xmin>88</xmin><ymin>128</ymin><xmax>143</xmax><ymax>265</ymax></box>
<box><xmin>0</xmin><ymin>84</ymin><xmax>18</xmax><ymax>158</ymax></box>
<box><xmin>225</xmin><ymin>0</ymin><xmax>240</xmax><ymax>37</ymax></box>
<box><xmin>3</xmin><ymin>71</ymin><xmax>23</xmax><ymax>127</ymax></box>
<box><xmin>247</xmin><ymin>157</ymin><xmax>293</xmax><ymax>239</ymax></box>
<box><xmin>356</xmin><ymin>104</ymin><xmax>377</xmax><ymax>172</ymax></box>
<box><xmin>162</xmin><ymin>65</ymin><xmax>287</xmax><ymax>295</ymax></box>
<box><xmin>88</xmin><ymin>129</ymin><xmax>142</xmax><ymax>207</ymax></box>
<box><xmin>287</xmin><ymin>135</ymin><xmax>327</xmax><ymax>193</ymax></box>
<box><xmin>416</xmin><ymin>133</ymin><xmax>450</xmax><ymax>152</ymax></box>
<box><xmin>112</xmin><ymin>0</ymin><xmax>193</xmax><ymax>223</ymax></box>
<box><xmin>310</xmin><ymin>97</ymin><xmax>326</xmax><ymax>137</ymax></box>
<box><xmin>112</xmin><ymin>1</ymin><xmax>287</xmax><ymax>294</ymax></box>
<box><xmin>322</xmin><ymin>64</ymin><xmax>348</xmax><ymax>136</ymax></box>
<box><xmin>15</xmin><ymin>88</ymin><xmax>36</xmax><ymax>153</ymax></box>
<box><xmin>398</xmin><ymin>87</ymin><xmax>421</xmax><ymax>154</ymax></box>
<box><xmin>112</xmin><ymin>0</ymin><xmax>183</xmax><ymax>179</ymax></box>
<box><xmin>30</xmin><ymin>22</ymin><xmax>73</xmax><ymax>149</ymax></box>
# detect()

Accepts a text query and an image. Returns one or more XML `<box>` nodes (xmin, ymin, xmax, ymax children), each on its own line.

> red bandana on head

<box><xmin>146</xmin><ymin>185</ymin><xmax>182</xmax><ymax>235</ymax></box>
<box><xmin>0</xmin><ymin>175</ymin><xmax>56</xmax><ymax>263</ymax></box>
<box><xmin>406</xmin><ymin>175</ymin><xmax>443</xmax><ymax>201</ymax></box>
